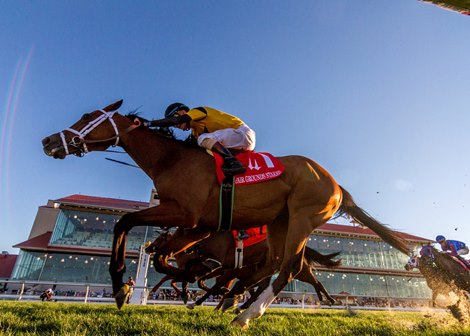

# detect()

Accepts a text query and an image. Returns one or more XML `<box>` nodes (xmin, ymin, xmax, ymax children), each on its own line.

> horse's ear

<box><xmin>103</xmin><ymin>100</ymin><xmax>123</xmax><ymax>112</ymax></box>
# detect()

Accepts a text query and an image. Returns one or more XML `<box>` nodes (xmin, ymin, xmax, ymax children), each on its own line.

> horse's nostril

<box><xmin>42</xmin><ymin>137</ymin><xmax>50</xmax><ymax>146</ymax></box>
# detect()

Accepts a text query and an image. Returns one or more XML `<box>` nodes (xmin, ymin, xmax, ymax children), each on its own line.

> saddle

<box><xmin>451</xmin><ymin>255</ymin><xmax>470</xmax><ymax>271</ymax></box>
<box><xmin>213</xmin><ymin>151</ymin><xmax>285</xmax><ymax>231</ymax></box>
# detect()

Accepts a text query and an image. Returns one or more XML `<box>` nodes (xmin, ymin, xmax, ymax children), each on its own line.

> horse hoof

<box><xmin>186</xmin><ymin>302</ymin><xmax>195</xmax><ymax>310</ymax></box>
<box><xmin>233</xmin><ymin>307</ymin><xmax>241</xmax><ymax>315</ymax></box>
<box><xmin>230</xmin><ymin>314</ymin><xmax>250</xmax><ymax>329</ymax></box>
<box><xmin>114</xmin><ymin>284</ymin><xmax>130</xmax><ymax>310</ymax></box>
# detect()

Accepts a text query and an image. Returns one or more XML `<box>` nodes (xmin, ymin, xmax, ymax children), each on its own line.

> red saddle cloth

<box><xmin>214</xmin><ymin>151</ymin><xmax>285</xmax><ymax>185</ymax></box>
<box><xmin>451</xmin><ymin>256</ymin><xmax>470</xmax><ymax>271</ymax></box>
<box><xmin>232</xmin><ymin>226</ymin><xmax>267</xmax><ymax>247</ymax></box>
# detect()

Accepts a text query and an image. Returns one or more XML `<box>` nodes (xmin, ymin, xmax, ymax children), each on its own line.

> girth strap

<box><xmin>218</xmin><ymin>175</ymin><xmax>235</xmax><ymax>231</ymax></box>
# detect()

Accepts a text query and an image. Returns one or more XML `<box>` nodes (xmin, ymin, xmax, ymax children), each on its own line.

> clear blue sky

<box><xmin>1</xmin><ymin>1</ymin><xmax>469</xmax><ymax>254</ymax></box>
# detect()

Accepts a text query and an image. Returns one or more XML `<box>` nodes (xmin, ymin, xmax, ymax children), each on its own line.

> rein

<box><xmin>60</xmin><ymin>110</ymin><xmax>139</xmax><ymax>156</ymax></box>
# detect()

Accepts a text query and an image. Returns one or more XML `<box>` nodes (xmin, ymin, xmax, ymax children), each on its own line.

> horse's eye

<box><xmin>82</xmin><ymin>113</ymin><xmax>92</xmax><ymax>120</ymax></box>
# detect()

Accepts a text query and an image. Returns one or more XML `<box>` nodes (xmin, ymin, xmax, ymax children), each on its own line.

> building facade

<box><xmin>10</xmin><ymin>192</ymin><xmax>432</xmax><ymax>301</ymax></box>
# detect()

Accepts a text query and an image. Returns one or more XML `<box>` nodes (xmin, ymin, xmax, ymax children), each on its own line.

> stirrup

<box><xmin>222</xmin><ymin>159</ymin><xmax>246</xmax><ymax>175</ymax></box>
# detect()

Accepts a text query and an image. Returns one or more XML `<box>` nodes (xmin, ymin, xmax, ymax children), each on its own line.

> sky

<box><xmin>0</xmin><ymin>1</ymin><xmax>469</xmax><ymax>255</ymax></box>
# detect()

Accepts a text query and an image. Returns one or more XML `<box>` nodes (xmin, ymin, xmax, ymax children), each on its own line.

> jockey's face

<box><xmin>176</xmin><ymin>110</ymin><xmax>190</xmax><ymax>131</ymax></box>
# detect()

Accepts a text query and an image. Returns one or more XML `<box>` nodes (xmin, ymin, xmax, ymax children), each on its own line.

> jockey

<box><xmin>436</xmin><ymin>235</ymin><xmax>470</xmax><ymax>267</ymax></box>
<box><xmin>40</xmin><ymin>288</ymin><xmax>54</xmax><ymax>301</ymax></box>
<box><xmin>127</xmin><ymin>276</ymin><xmax>136</xmax><ymax>286</ymax></box>
<box><xmin>144</xmin><ymin>103</ymin><xmax>256</xmax><ymax>175</ymax></box>
<box><xmin>436</xmin><ymin>235</ymin><xmax>469</xmax><ymax>257</ymax></box>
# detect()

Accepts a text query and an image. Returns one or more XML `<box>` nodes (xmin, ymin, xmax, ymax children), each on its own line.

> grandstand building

<box><xmin>9</xmin><ymin>192</ymin><xmax>432</xmax><ymax>301</ymax></box>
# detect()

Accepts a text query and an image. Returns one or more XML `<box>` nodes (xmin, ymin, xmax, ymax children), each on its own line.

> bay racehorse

<box><xmin>148</xmin><ymin>227</ymin><xmax>340</xmax><ymax>309</ymax></box>
<box><xmin>42</xmin><ymin>100</ymin><xmax>410</xmax><ymax>328</ymax></box>
<box><xmin>405</xmin><ymin>246</ymin><xmax>470</xmax><ymax>323</ymax></box>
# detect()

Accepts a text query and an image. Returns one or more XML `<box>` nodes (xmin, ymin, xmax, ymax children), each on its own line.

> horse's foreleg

<box><xmin>109</xmin><ymin>203</ymin><xmax>190</xmax><ymax>303</ymax></box>
<box><xmin>170</xmin><ymin>280</ymin><xmax>182</xmax><ymax>297</ymax></box>
<box><xmin>238</xmin><ymin>277</ymin><xmax>271</xmax><ymax>310</ymax></box>
<box><xmin>190</xmin><ymin>271</ymin><xmax>235</xmax><ymax>308</ymax></box>
<box><xmin>110</xmin><ymin>226</ymin><xmax>128</xmax><ymax>294</ymax></box>
<box><xmin>232</xmin><ymin>215</ymin><xmax>315</xmax><ymax>328</ymax></box>
<box><xmin>151</xmin><ymin>275</ymin><xmax>173</xmax><ymax>293</ymax></box>
<box><xmin>181</xmin><ymin>281</ymin><xmax>189</xmax><ymax>303</ymax></box>
<box><xmin>221</xmin><ymin>264</ymin><xmax>275</xmax><ymax>312</ymax></box>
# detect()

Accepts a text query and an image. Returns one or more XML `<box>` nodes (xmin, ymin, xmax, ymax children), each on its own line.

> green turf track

<box><xmin>1</xmin><ymin>301</ymin><xmax>470</xmax><ymax>336</ymax></box>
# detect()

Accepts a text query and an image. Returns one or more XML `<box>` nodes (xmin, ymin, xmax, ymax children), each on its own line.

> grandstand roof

<box><xmin>0</xmin><ymin>253</ymin><xmax>17</xmax><ymax>278</ymax></box>
<box><xmin>52</xmin><ymin>194</ymin><xmax>149</xmax><ymax>212</ymax></box>
<box><xmin>13</xmin><ymin>231</ymin><xmax>52</xmax><ymax>250</ymax></box>
<box><xmin>317</xmin><ymin>223</ymin><xmax>430</xmax><ymax>242</ymax></box>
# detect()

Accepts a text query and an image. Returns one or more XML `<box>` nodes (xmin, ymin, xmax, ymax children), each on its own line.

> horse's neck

<box><xmin>119</xmin><ymin>127</ymin><xmax>183</xmax><ymax>179</ymax></box>
<box><xmin>434</xmin><ymin>253</ymin><xmax>463</xmax><ymax>271</ymax></box>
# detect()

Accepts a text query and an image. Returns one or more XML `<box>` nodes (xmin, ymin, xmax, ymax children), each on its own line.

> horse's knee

<box><xmin>113</xmin><ymin>214</ymin><xmax>132</xmax><ymax>234</ymax></box>
<box><xmin>113</xmin><ymin>220</ymin><xmax>126</xmax><ymax>234</ymax></box>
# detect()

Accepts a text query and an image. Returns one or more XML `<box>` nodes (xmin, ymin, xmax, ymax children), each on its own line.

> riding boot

<box><xmin>211</xmin><ymin>142</ymin><xmax>246</xmax><ymax>175</ymax></box>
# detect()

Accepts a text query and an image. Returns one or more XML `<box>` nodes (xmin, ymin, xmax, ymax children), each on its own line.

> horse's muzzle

<box><xmin>42</xmin><ymin>136</ymin><xmax>66</xmax><ymax>159</ymax></box>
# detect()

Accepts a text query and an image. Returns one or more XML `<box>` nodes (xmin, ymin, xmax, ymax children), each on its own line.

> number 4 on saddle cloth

<box><xmin>212</xmin><ymin>151</ymin><xmax>285</xmax><ymax>231</ymax></box>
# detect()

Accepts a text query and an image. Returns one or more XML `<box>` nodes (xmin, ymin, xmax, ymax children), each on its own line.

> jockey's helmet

<box><xmin>436</xmin><ymin>235</ymin><xmax>446</xmax><ymax>243</ymax></box>
<box><xmin>164</xmin><ymin>103</ymin><xmax>189</xmax><ymax>118</ymax></box>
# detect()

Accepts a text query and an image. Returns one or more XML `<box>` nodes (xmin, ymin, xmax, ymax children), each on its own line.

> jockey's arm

<box><xmin>147</xmin><ymin>114</ymin><xmax>191</xmax><ymax>127</ymax></box>
<box><xmin>449</xmin><ymin>244</ymin><xmax>458</xmax><ymax>256</ymax></box>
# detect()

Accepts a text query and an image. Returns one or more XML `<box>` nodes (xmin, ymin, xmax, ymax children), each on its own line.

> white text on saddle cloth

<box><xmin>214</xmin><ymin>151</ymin><xmax>285</xmax><ymax>185</ymax></box>
<box><xmin>235</xmin><ymin>152</ymin><xmax>284</xmax><ymax>185</ymax></box>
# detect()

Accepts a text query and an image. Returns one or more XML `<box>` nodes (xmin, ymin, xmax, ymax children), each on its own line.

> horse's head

<box><xmin>404</xmin><ymin>255</ymin><xmax>419</xmax><ymax>271</ymax></box>
<box><xmin>42</xmin><ymin>100</ymin><xmax>129</xmax><ymax>159</ymax></box>
<box><xmin>144</xmin><ymin>228</ymin><xmax>175</xmax><ymax>254</ymax></box>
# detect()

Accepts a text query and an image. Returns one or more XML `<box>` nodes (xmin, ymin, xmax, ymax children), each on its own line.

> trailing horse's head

<box><xmin>42</xmin><ymin>100</ymin><xmax>125</xmax><ymax>159</ymax></box>
<box><xmin>404</xmin><ymin>255</ymin><xmax>419</xmax><ymax>271</ymax></box>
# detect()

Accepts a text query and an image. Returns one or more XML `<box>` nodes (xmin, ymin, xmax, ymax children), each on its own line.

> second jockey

<box><xmin>436</xmin><ymin>235</ymin><xmax>469</xmax><ymax>267</ymax></box>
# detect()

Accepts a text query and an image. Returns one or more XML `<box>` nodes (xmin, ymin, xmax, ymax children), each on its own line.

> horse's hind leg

<box><xmin>238</xmin><ymin>277</ymin><xmax>271</xmax><ymax>311</ymax></box>
<box><xmin>295</xmin><ymin>261</ymin><xmax>335</xmax><ymax>304</ymax></box>
<box><xmin>232</xmin><ymin>213</ymin><xmax>323</xmax><ymax>328</ymax></box>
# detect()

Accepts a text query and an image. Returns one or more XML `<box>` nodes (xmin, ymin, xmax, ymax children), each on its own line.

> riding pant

<box><xmin>457</xmin><ymin>246</ymin><xmax>469</xmax><ymax>256</ymax></box>
<box><xmin>198</xmin><ymin>124</ymin><xmax>256</xmax><ymax>151</ymax></box>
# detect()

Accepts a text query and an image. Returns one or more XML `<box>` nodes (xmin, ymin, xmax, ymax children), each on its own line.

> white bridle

<box><xmin>59</xmin><ymin>110</ymin><xmax>120</xmax><ymax>156</ymax></box>
<box><xmin>406</xmin><ymin>255</ymin><xmax>419</xmax><ymax>269</ymax></box>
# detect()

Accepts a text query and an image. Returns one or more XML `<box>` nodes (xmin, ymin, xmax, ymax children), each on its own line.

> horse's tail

<box><xmin>338</xmin><ymin>186</ymin><xmax>411</xmax><ymax>255</ymax></box>
<box><xmin>304</xmin><ymin>246</ymin><xmax>342</xmax><ymax>268</ymax></box>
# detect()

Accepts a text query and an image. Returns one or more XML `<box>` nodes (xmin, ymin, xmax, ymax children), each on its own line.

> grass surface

<box><xmin>1</xmin><ymin>301</ymin><xmax>470</xmax><ymax>336</ymax></box>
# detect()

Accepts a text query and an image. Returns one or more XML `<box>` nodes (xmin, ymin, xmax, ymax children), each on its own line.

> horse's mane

<box><xmin>124</xmin><ymin>112</ymin><xmax>199</xmax><ymax>148</ymax></box>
